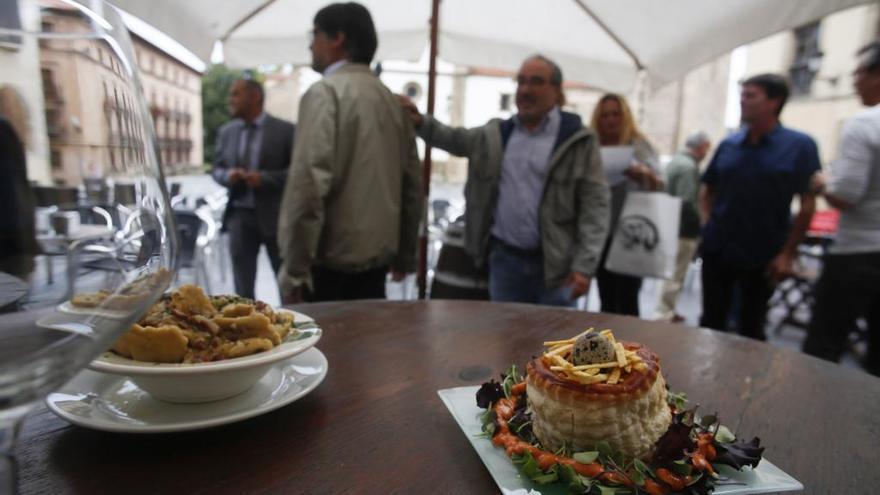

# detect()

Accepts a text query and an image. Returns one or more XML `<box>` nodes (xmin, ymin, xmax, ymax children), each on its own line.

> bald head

<box><xmin>228</xmin><ymin>79</ymin><xmax>264</xmax><ymax>122</ymax></box>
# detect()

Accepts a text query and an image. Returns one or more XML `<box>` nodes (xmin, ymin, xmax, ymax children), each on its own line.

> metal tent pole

<box><xmin>418</xmin><ymin>0</ymin><xmax>440</xmax><ymax>299</ymax></box>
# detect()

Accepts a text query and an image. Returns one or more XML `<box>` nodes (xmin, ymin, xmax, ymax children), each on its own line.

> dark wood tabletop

<box><xmin>14</xmin><ymin>300</ymin><xmax>880</xmax><ymax>494</ymax></box>
<box><xmin>0</xmin><ymin>272</ymin><xmax>28</xmax><ymax>309</ymax></box>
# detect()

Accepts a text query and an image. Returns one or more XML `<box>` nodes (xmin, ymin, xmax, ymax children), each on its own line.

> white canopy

<box><xmin>112</xmin><ymin>0</ymin><xmax>872</xmax><ymax>91</ymax></box>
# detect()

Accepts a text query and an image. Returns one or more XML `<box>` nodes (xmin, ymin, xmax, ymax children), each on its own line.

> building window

<box><xmin>1</xmin><ymin>0</ymin><xmax>23</xmax><ymax>48</ymax></box>
<box><xmin>790</xmin><ymin>21</ymin><xmax>823</xmax><ymax>96</ymax></box>
<box><xmin>50</xmin><ymin>150</ymin><xmax>62</xmax><ymax>170</ymax></box>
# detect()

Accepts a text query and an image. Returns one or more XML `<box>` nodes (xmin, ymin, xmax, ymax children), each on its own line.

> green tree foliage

<box><xmin>201</xmin><ymin>64</ymin><xmax>243</xmax><ymax>164</ymax></box>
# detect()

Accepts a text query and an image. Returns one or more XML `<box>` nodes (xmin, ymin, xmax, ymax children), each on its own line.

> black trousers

<box><xmin>597</xmin><ymin>265</ymin><xmax>642</xmax><ymax>316</ymax></box>
<box><xmin>803</xmin><ymin>252</ymin><xmax>880</xmax><ymax>376</ymax></box>
<box><xmin>597</xmin><ymin>240</ymin><xmax>642</xmax><ymax>316</ymax></box>
<box><xmin>307</xmin><ymin>265</ymin><xmax>388</xmax><ymax>302</ymax></box>
<box><xmin>699</xmin><ymin>254</ymin><xmax>773</xmax><ymax>340</ymax></box>
<box><xmin>227</xmin><ymin>207</ymin><xmax>281</xmax><ymax>300</ymax></box>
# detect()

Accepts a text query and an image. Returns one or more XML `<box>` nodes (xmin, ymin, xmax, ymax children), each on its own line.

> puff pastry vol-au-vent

<box><xmin>526</xmin><ymin>328</ymin><xmax>672</xmax><ymax>460</ymax></box>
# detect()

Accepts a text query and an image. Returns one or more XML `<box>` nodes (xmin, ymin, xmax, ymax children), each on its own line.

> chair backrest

<box><xmin>58</xmin><ymin>204</ymin><xmax>114</xmax><ymax>228</ymax></box>
<box><xmin>114</xmin><ymin>183</ymin><xmax>137</xmax><ymax>205</ymax></box>
<box><xmin>168</xmin><ymin>182</ymin><xmax>182</xmax><ymax>197</ymax></box>
<box><xmin>118</xmin><ymin>208</ymin><xmax>162</xmax><ymax>264</ymax></box>
<box><xmin>31</xmin><ymin>185</ymin><xmax>79</xmax><ymax>207</ymax></box>
<box><xmin>431</xmin><ymin>199</ymin><xmax>452</xmax><ymax>226</ymax></box>
<box><xmin>83</xmin><ymin>178</ymin><xmax>110</xmax><ymax>203</ymax></box>
<box><xmin>172</xmin><ymin>209</ymin><xmax>203</xmax><ymax>268</ymax></box>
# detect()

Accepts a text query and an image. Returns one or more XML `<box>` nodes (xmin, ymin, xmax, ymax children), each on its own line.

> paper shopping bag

<box><xmin>604</xmin><ymin>191</ymin><xmax>682</xmax><ymax>279</ymax></box>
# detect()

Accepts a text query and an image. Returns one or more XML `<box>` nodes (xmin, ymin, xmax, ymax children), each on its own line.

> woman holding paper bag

<box><xmin>590</xmin><ymin>94</ymin><xmax>663</xmax><ymax>316</ymax></box>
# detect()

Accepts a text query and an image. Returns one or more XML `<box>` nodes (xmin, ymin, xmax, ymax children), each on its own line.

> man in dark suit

<box><xmin>211</xmin><ymin>79</ymin><xmax>294</xmax><ymax>299</ymax></box>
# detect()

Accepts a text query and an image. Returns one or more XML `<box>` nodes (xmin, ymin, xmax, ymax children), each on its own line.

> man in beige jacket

<box><xmin>278</xmin><ymin>2</ymin><xmax>423</xmax><ymax>302</ymax></box>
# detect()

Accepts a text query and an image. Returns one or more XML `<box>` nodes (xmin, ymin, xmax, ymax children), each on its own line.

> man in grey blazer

<box><xmin>211</xmin><ymin>79</ymin><xmax>295</xmax><ymax>299</ymax></box>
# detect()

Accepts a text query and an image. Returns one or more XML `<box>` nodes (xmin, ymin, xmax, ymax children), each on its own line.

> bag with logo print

<box><xmin>604</xmin><ymin>191</ymin><xmax>681</xmax><ymax>280</ymax></box>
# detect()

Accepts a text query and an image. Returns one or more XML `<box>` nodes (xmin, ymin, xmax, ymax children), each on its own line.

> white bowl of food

<box><xmin>87</xmin><ymin>285</ymin><xmax>321</xmax><ymax>403</ymax></box>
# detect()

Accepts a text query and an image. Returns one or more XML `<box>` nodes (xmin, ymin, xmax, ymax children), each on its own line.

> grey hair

<box><xmin>527</xmin><ymin>54</ymin><xmax>563</xmax><ymax>87</ymax></box>
<box><xmin>684</xmin><ymin>131</ymin><xmax>710</xmax><ymax>150</ymax></box>
<box><xmin>857</xmin><ymin>40</ymin><xmax>880</xmax><ymax>72</ymax></box>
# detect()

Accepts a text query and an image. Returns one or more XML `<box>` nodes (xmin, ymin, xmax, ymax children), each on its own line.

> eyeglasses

<box><xmin>516</xmin><ymin>75</ymin><xmax>550</xmax><ymax>87</ymax></box>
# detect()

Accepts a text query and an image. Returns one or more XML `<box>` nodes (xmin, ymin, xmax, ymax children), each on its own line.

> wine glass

<box><xmin>0</xmin><ymin>0</ymin><xmax>176</xmax><ymax>490</ymax></box>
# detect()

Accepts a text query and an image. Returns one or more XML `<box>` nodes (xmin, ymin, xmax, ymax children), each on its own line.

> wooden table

<box><xmin>0</xmin><ymin>272</ymin><xmax>28</xmax><ymax>309</ymax></box>
<box><xmin>14</xmin><ymin>301</ymin><xmax>880</xmax><ymax>493</ymax></box>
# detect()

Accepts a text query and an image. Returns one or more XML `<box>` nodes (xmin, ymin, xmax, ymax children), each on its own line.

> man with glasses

<box><xmin>399</xmin><ymin>55</ymin><xmax>610</xmax><ymax>306</ymax></box>
<box><xmin>278</xmin><ymin>2</ymin><xmax>422</xmax><ymax>302</ymax></box>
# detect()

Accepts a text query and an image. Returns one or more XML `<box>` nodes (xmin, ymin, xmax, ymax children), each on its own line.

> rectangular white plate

<box><xmin>438</xmin><ymin>386</ymin><xmax>803</xmax><ymax>495</ymax></box>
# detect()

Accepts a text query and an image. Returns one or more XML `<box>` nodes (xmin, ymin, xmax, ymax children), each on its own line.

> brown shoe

<box><xmin>671</xmin><ymin>314</ymin><xmax>685</xmax><ymax>324</ymax></box>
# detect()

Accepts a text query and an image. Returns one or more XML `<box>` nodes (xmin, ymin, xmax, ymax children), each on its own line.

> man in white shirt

<box><xmin>804</xmin><ymin>40</ymin><xmax>880</xmax><ymax>376</ymax></box>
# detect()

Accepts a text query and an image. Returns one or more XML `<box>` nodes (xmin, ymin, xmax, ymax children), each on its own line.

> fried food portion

<box><xmin>214</xmin><ymin>313</ymin><xmax>281</xmax><ymax>346</ymax></box>
<box><xmin>169</xmin><ymin>284</ymin><xmax>216</xmax><ymax>316</ymax></box>
<box><xmin>104</xmin><ymin>285</ymin><xmax>297</xmax><ymax>364</ymax></box>
<box><xmin>215</xmin><ymin>338</ymin><xmax>275</xmax><ymax>359</ymax></box>
<box><xmin>71</xmin><ymin>269</ymin><xmax>173</xmax><ymax>310</ymax></box>
<box><xmin>112</xmin><ymin>324</ymin><xmax>189</xmax><ymax>363</ymax></box>
<box><xmin>71</xmin><ymin>290</ymin><xmax>111</xmax><ymax>308</ymax></box>
<box><xmin>221</xmin><ymin>303</ymin><xmax>254</xmax><ymax>317</ymax></box>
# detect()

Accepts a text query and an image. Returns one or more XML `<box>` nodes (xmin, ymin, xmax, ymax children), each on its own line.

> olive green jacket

<box><xmin>278</xmin><ymin>64</ymin><xmax>423</xmax><ymax>291</ymax></box>
<box><xmin>417</xmin><ymin>113</ymin><xmax>610</xmax><ymax>288</ymax></box>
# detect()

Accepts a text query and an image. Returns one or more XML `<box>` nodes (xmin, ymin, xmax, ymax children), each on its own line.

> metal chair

<box><xmin>40</xmin><ymin>204</ymin><xmax>115</xmax><ymax>285</ymax></box>
<box><xmin>65</xmin><ymin>209</ymin><xmax>162</xmax><ymax>300</ymax></box>
<box><xmin>31</xmin><ymin>185</ymin><xmax>79</xmax><ymax>208</ymax></box>
<box><xmin>171</xmin><ymin>207</ymin><xmax>218</xmax><ymax>292</ymax></box>
<box><xmin>769</xmin><ymin>244</ymin><xmax>823</xmax><ymax>335</ymax></box>
<box><xmin>429</xmin><ymin>219</ymin><xmax>489</xmax><ymax>300</ymax></box>
<box><xmin>201</xmin><ymin>189</ymin><xmax>230</xmax><ymax>282</ymax></box>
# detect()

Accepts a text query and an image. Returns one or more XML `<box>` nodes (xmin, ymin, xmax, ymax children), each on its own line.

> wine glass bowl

<box><xmin>0</xmin><ymin>0</ymin><xmax>177</xmax><ymax>486</ymax></box>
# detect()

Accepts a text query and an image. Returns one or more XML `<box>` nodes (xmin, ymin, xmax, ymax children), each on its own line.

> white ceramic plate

<box><xmin>87</xmin><ymin>309</ymin><xmax>320</xmax><ymax>375</ymax></box>
<box><xmin>46</xmin><ymin>347</ymin><xmax>328</xmax><ymax>433</ymax></box>
<box><xmin>56</xmin><ymin>301</ymin><xmax>129</xmax><ymax>319</ymax></box>
<box><xmin>285</xmin><ymin>308</ymin><xmax>315</xmax><ymax>325</ymax></box>
<box><xmin>437</xmin><ymin>386</ymin><xmax>803</xmax><ymax>495</ymax></box>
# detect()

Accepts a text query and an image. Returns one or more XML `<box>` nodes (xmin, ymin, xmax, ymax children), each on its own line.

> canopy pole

<box><xmin>571</xmin><ymin>0</ymin><xmax>649</xmax><ymax>124</ymax></box>
<box><xmin>571</xmin><ymin>0</ymin><xmax>644</xmax><ymax>71</ymax></box>
<box><xmin>417</xmin><ymin>0</ymin><xmax>440</xmax><ymax>300</ymax></box>
<box><xmin>220</xmin><ymin>0</ymin><xmax>279</xmax><ymax>41</ymax></box>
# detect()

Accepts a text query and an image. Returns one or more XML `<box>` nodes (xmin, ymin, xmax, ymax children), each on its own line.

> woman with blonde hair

<box><xmin>591</xmin><ymin>93</ymin><xmax>662</xmax><ymax>316</ymax></box>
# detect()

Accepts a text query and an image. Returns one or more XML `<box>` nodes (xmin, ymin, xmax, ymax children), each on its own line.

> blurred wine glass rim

<box><xmin>56</xmin><ymin>0</ymin><xmax>114</xmax><ymax>30</ymax></box>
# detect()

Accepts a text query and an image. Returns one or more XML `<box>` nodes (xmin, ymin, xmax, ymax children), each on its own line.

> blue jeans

<box><xmin>488</xmin><ymin>239</ymin><xmax>575</xmax><ymax>307</ymax></box>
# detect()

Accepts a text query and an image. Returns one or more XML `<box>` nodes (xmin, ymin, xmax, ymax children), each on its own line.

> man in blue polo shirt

<box><xmin>699</xmin><ymin>74</ymin><xmax>820</xmax><ymax>340</ymax></box>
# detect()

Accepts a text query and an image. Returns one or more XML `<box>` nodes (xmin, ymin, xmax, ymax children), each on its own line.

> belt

<box><xmin>490</xmin><ymin>236</ymin><xmax>541</xmax><ymax>257</ymax></box>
